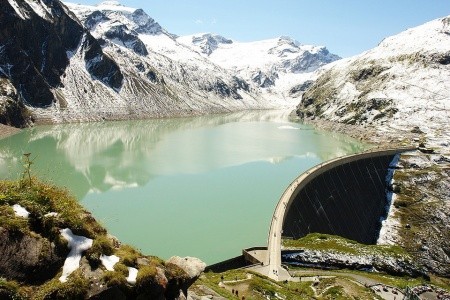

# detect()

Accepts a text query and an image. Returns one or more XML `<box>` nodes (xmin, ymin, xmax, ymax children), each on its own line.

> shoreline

<box><xmin>294</xmin><ymin>116</ymin><xmax>416</xmax><ymax>148</ymax></box>
<box><xmin>0</xmin><ymin>124</ymin><xmax>21</xmax><ymax>140</ymax></box>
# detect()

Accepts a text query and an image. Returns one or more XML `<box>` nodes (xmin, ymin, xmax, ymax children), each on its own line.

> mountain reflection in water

<box><xmin>0</xmin><ymin>110</ymin><xmax>368</xmax><ymax>263</ymax></box>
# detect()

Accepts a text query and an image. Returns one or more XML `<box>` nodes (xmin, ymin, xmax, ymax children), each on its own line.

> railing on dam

<box><xmin>281</xmin><ymin>147</ymin><xmax>416</xmax><ymax>244</ymax></box>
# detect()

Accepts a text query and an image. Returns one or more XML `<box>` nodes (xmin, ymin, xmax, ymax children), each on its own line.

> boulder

<box><xmin>166</xmin><ymin>256</ymin><xmax>206</xmax><ymax>279</ymax></box>
<box><xmin>0</xmin><ymin>227</ymin><xmax>66</xmax><ymax>283</ymax></box>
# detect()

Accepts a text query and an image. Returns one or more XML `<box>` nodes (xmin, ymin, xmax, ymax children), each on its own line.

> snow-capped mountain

<box><xmin>0</xmin><ymin>0</ymin><xmax>341</xmax><ymax>125</ymax></box>
<box><xmin>296</xmin><ymin>15</ymin><xmax>450</xmax><ymax>145</ymax></box>
<box><xmin>178</xmin><ymin>34</ymin><xmax>340</xmax><ymax>98</ymax></box>
<box><xmin>1</xmin><ymin>0</ymin><xmax>296</xmax><ymax>125</ymax></box>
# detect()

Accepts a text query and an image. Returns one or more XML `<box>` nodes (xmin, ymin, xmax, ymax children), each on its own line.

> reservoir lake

<box><xmin>0</xmin><ymin>110</ymin><xmax>367</xmax><ymax>264</ymax></box>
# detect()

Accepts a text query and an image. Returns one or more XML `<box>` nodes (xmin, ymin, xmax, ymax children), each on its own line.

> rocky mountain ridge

<box><xmin>1</xmin><ymin>0</ymin><xmax>122</xmax><ymax>114</ymax></box>
<box><xmin>296</xmin><ymin>15</ymin><xmax>450</xmax><ymax>147</ymax></box>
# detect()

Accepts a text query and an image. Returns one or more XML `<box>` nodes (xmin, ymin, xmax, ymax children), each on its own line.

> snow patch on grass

<box><xmin>59</xmin><ymin>228</ymin><xmax>93</xmax><ymax>283</ymax></box>
<box><xmin>12</xmin><ymin>204</ymin><xmax>29</xmax><ymax>218</ymax></box>
<box><xmin>100</xmin><ymin>254</ymin><xmax>120</xmax><ymax>271</ymax></box>
<box><xmin>126</xmin><ymin>267</ymin><xmax>138</xmax><ymax>284</ymax></box>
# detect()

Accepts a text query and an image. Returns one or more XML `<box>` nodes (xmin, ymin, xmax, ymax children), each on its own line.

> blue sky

<box><xmin>69</xmin><ymin>0</ymin><xmax>449</xmax><ymax>57</ymax></box>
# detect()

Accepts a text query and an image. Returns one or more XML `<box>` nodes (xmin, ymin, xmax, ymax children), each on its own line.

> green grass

<box><xmin>0</xmin><ymin>179</ymin><xmax>105</xmax><ymax>238</ymax></box>
<box><xmin>86</xmin><ymin>234</ymin><xmax>115</xmax><ymax>267</ymax></box>
<box><xmin>115</xmin><ymin>244</ymin><xmax>141</xmax><ymax>267</ymax></box>
<box><xmin>322</xmin><ymin>285</ymin><xmax>345</xmax><ymax>299</ymax></box>
<box><xmin>0</xmin><ymin>204</ymin><xmax>29</xmax><ymax>232</ymax></box>
<box><xmin>195</xmin><ymin>268</ymin><xmax>394</xmax><ymax>300</ymax></box>
<box><xmin>283</xmin><ymin>233</ymin><xmax>410</xmax><ymax>259</ymax></box>
<box><xmin>102</xmin><ymin>264</ymin><xmax>128</xmax><ymax>288</ymax></box>
<box><xmin>0</xmin><ymin>278</ymin><xmax>24</xmax><ymax>299</ymax></box>
<box><xmin>33</xmin><ymin>270</ymin><xmax>89</xmax><ymax>300</ymax></box>
<box><xmin>197</xmin><ymin>269</ymin><xmax>315</xmax><ymax>299</ymax></box>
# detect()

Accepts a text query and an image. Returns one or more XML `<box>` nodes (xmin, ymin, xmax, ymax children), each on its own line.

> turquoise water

<box><xmin>0</xmin><ymin>111</ymin><xmax>367</xmax><ymax>264</ymax></box>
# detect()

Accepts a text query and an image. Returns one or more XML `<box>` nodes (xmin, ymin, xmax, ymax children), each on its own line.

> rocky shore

<box><xmin>0</xmin><ymin>124</ymin><xmax>21</xmax><ymax>140</ymax></box>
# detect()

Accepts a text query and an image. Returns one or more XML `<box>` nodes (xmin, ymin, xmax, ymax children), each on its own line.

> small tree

<box><xmin>20</xmin><ymin>153</ymin><xmax>34</xmax><ymax>188</ymax></box>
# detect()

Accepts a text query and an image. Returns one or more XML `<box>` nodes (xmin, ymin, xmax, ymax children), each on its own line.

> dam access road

<box><xmin>250</xmin><ymin>147</ymin><xmax>416</xmax><ymax>282</ymax></box>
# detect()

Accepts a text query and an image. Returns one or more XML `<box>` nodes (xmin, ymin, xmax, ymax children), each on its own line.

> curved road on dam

<box><xmin>261</xmin><ymin>147</ymin><xmax>416</xmax><ymax>281</ymax></box>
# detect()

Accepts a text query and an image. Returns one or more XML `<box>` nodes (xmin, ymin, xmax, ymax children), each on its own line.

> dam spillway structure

<box><xmin>282</xmin><ymin>148</ymin><xmax>414</xmax><ymax>244</ymax></box>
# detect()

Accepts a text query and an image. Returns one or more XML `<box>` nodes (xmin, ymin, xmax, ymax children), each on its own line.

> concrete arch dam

<box><xmin>282</xmin><ymin>148</ymin><xmax>413</xmax><ymax>244</ymax></box>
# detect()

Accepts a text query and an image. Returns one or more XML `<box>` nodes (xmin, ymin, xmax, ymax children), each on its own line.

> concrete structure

<box><xmin>258</xmin><ymin>147</ymin><xmax>415</xmax><ymax>281</ymax></box>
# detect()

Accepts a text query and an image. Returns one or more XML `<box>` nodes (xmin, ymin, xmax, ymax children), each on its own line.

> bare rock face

<box><xmin>0</xmin><ymin>0</ymin><xmax>123</xmax><ymax>108</ymax></box>
<box><xmin>166</xmin><ymin>256</ymin><xmax>206</xmax><ymax>279</ymax></box>
<box><xmin>0</xmin><ymin>227</ymin><xmax>67</xmax><ymax>284</ymax></box>
<box><xmin>282</xmin><ymin>249</ymin><xmax>428</xmax><ymax>279</ymax></box>
<box><xmin>0</xmin><ymin>79</ymin><xmax>32</xmax><ymax>127</ymax></box>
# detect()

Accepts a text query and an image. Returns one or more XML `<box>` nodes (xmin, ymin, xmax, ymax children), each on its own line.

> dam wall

<box><xmin>282</xmin><ymin>148</ymin><xmax>415</xmax><ymax>244</ymax></box>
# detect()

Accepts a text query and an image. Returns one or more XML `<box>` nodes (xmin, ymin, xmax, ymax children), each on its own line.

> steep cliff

<box><xmin>0</xmin><ymin>0</ymin><xmax>122</xmax><ymax>109</ymax></box>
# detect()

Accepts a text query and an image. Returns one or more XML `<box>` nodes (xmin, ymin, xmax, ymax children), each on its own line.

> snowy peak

<box><xmin>269</xmin><ymin>36</ymin><xmax>320</xmax><ymax>57</ymax></box>
<box><xmin>269</xmin><ymin>36</ymin><xmax>302</xmax><ymax>55</ymax></box>
<box><xmin>64</xmin><ymin>1</ymin><xmax>163</xmax><ymax>36</ymax></box>
<box><xmin>370</xmin><ymin>16</ymin><xmax>450</xmax><ymax>59</ymax></box>
<box><xmin>130</xmin><ymin>8</ymin><xmax>163</xmax><ymax>35</ymax></box>
<box><xmin>178</xmin><ymin>34</ymin><xmax>340</xmax><ymax>73</ymax></box>
<box><xmin>98</xmin><ymin>1</ymin><xmax>121</xmax><ymax>6</ymax></box>
<box><xmin>184</xmin><ymin>33</ymin><xmax>233</xmax><ymax>55</ymax></box>
<box><xmin>177</xmin><ymin>33</ymin><xmax>340</xmax><ymax>94</ymax></box>
<box><xmin>64</xmin><ymin>1</ymin><xmax>168</xmax><ymax>56</ymax></box>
